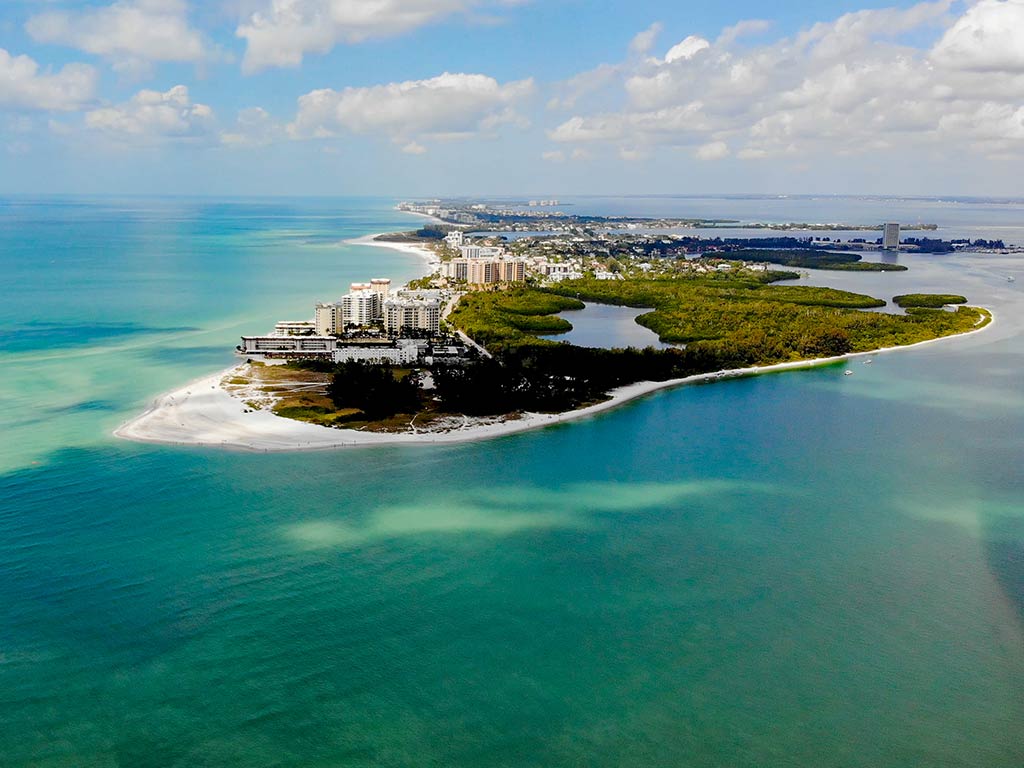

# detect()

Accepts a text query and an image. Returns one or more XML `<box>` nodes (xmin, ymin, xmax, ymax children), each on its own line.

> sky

<box><xmin>1</xmin><ymin>0</ymin><xmax>1023</xmax><ymax>197</ymax></box>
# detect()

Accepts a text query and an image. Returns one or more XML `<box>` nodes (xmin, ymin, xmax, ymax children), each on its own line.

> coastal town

<box><xmin>186</xmin><ymin>201</ymin><xmax>990</xmax><ymax>447</ymax></box>
<box><xmin>235</xmin><ymin>205</ymin><xmax>1010</xmax><ymax>374</ymax></box>
<box><xmin>235</xmin><ymin>224</ymin><xmax>781</xmax><ymax>368</ymax></box>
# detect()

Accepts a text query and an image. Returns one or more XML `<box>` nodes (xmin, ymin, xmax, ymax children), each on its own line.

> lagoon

<box><xmin>541</xmin><ymin>300</ymin><xmax>678</xmax><ymax>349</ymax></box>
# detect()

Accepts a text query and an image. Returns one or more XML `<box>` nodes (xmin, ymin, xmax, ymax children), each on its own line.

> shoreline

<box><xmin>113</xmin><ymin>310</ymin><xmax>994</xmax><ymax>453</ymax></box>
<box><xmin>346</xmin><ymin>232</ymin><xmax>441</xmax><ymax>269</ymax></box>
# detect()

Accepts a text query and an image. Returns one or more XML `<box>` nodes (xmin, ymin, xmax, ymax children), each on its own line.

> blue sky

<box><xmin>1</xmin><ymin>0</ymin><xmax>1022</xmax><ymax>196</ymax></box>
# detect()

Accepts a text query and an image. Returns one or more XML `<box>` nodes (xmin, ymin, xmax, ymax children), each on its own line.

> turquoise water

<box><xmin>1</xmin><ymin>197</ymin><xmax>1023</xmax><ymax>766</ymax></box>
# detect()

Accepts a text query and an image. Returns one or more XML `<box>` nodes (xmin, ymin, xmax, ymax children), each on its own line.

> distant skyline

<box><xmin>2</xmin><ymin>0</ymin><xmax>1023</xmax><ymax>197</ymax></box>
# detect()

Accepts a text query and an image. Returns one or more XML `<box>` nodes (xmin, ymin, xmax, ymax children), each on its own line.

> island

<box><xmin>114</xmin><ymin>206</ymin><xmax>996</xmax><ymax>451</ymax></box>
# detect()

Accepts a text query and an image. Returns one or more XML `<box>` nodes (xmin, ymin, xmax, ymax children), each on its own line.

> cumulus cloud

<box><xmin>630</xmin><ymin>22</ymin><xmax>663</xmax><ymax>56</ymax></box>
<box><xmin>85</xmin><ymin>85</ymin><xmax>215</xmax><ymax>141</ymax></box>
<box><xmin>288</xmin><ymin>72</ymin><xmax>534</xmax><ymax>151</ymax></box>
<box><xmin>0</xmin><ymin>49</ymin><xmax>97</xmax><ymax>111</ymax></box>
<box><xmin>221</xmin><ymin>107</ymin><xmax>283</xmax><ymax>147</ymax></box>
<box><xmin>546</xmin><ymin>63</ymin><xmax>620</xmax><ymax>111</ymax></box>
<box><xmin>26</xmin><ymin>0</ymin><xmax>210</xmax><ymax>73</ymax></box>
<box><xmin>695</xmin><ymin>140</ymin><xmax>729</xmax><ymax>160</ymax></box>
<box><xmin>664</xmin><ymin>35</ymin><xmax>710</xmax><ymax>63</ymax></box>
<box><xmin>237</xmin><ymin>0</ymin><xmax>521</xmax><ymax>73</ymax></box>
<box><xmin>932</xmin><ymin>0</ymin><xmax>1024</xmax><ymax>72</ymax></box>
<box><xmin>548</xmin><ymin>1</ymin><xmax>1024</xmax><ymax>161</ymax></box>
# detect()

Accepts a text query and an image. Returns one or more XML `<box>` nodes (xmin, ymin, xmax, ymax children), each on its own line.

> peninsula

<box><xmin>115</xmin><ymin>205</ymin><xmax>995</xmax><ymax>451</ymax></box>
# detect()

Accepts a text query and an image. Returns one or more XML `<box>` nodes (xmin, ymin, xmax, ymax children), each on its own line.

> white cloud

<box><xmin>630</xmin><ymin>22</ymin><xmax>663</xmax><ymax>56</ymax></box>
<box><xmin>547</xmin><ymin>63</ymin><xmax>620</xmax><ymax>111</ymax></box>
<box><xmin>619</xmin><ymin>146</ymin><xmax>648</xmax><ymax>161</ymax></box>
<box><xmin>288</xmin><ymin>72</ymin><xmax>534</xmax><ymax>149</ymax></box>
<box><xmin>932</xmin><ymin>0</ymin><xmax>1024</xmax><ymax>72</ymax></box>
<box><xmin>85</xmin><ymin>85</ymin><xmax>215</xmax><ymax>141</ymax></box>
<box><xmin>695</xmin><ymin>140</ymin><xmax>729</xmax><ymax>160</ymax></box>
<box><xmin>401</xmin><ymin>141</ymin><xmax>427</xmax><ymax>154</ymax></box>
<box><xmin>542</xmin><ymin>149</ymin><xmax>565</xmax><ymax>162</ymax></box>
<box><xmin>716</xmin><ymin>19</ymin><xmax>772</xmax><ymax>46</ymax></box>
<box><xmin>237</xmin><ymin>0</ymin><xmax>521</xmax><ymax>73</ymax></box>
<box><xmin>0</xmin><ymin>49</ymin><xmax>97</xmax><ymax>111</ymax></box>
<box><xmin>548</xmin><ymin>2</ymin><xmax>1024</xmax><ymax>162</ymax></box>
<box><xmin>26</xmin><ymin>0</ymin><xmax>209</xmax><ymax>72</ymax></box>
<box><xmin>221</xmin><ymin>107</ymin><xmax>282</xmax><ymax>146</ymax></box>
<box><xmin>664</xmin><ymin>35</ymin><xmax>710</xmax><ymax>64</ymax></box>
<box><xmin>548</xmin><ymin>115</ymin><xmax>625</xmax><ymax>142</ymax></box>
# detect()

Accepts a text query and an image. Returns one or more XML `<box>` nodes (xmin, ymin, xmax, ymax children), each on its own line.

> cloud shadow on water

<box><xmin>0</xmin><ymin>321</ymin><xmax>199</xmax><ymax>353</ymax></box>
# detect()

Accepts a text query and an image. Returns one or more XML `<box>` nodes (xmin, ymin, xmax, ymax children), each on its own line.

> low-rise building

<box><xmin>334</xmin><ymin>340</ymin><xmax>420</xmax><ymax>366</ymax></box>
<box><xmin>239</xmin><ymin>335</ymin><xmax>336</xmax><ymax>359</ymax></box>
<box><xmin>458</xmin><ymin>244</ymin><xmax>504</xmax><ymax>260</ymax></box>
<box><xmin>272</xmin><ymin>321</ymin><xmax>317</xmax><ymax>336</ymax></box>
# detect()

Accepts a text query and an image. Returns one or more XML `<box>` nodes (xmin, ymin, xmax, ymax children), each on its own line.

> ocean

<box><xmin>1</xmin><ymin>195</ymin><xmax>1022</xmax><ymax>766</ymax></box>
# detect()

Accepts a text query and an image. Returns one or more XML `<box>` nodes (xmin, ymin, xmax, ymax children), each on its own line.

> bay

<box><xmin>1</xmin><ymin>195</ymin><xmax>1022</xmax><ymax>767</ymax></box>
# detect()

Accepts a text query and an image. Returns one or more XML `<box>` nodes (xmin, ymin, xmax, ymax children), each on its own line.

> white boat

<box><xmin>844</xmin><ymin>370</ymin><xmax>854</xmax><ymax>376</ymax></box>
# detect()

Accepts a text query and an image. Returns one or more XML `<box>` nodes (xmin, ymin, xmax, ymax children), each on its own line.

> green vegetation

<box><xmin>726</xmin><ymin>249</ymin><xmax>908</xmax><ymax>271</ymax></box>
<box><xmin>266</xmin><ymin>274</ymin><xmax>990</xmax><ymax>427</ymax></box>
<box><xmin>893</xmin><ymin>293</ymin><xmax>968</xmax><ymax>308</ymax></box>
<box><xmin>432</xmin><ymin>347</ymin><xmax>694</xmax><ymax>415</ymax></box>
<box><xmin>322</xmin><ymin>361</ymin><xmax>420</xmax><ymax>419</ymax></box>
<box><xmin>449</xmin><ymin>276</ymin><xmax>985</xmax><ymax>367</ymax></box>
<box><xmin>541</xmin><ymin>278</ymin><xmax>983</xmax><ymax>358</ymax></box>
<box><xmin>433</xmin><ymin>277</ymin><xmax>989</xmax><ymax>414</ymax></box>
<box><xmin>446</xmin><ymin>288</ymin><xmax>584</xmax><ymax>347</ymax></box>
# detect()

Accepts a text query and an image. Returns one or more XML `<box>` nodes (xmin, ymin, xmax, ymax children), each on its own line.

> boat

<box><xmin>1009</xmin><ymin>276</ymin><xmax>1016</xmax><ymax>282</ymax></box>
<box><xmin>844</xmin><ymin>370</ymin><xmax>853</xmax><ymax>376</ymax></box>
<box><xmin>864</xmin><ymin>359</ymin><xmax>873</xmax><ymax>365</ymax></box>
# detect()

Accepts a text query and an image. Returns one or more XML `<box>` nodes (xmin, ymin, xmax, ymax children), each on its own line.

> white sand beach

<box><xmin>347</xmin><ymin>232</ymin><xmax>441</xmax><ymax>269</ymax></box>
<box><xmin>114</xmin><ymin>311</ymin><xmax>994</xmax><ymax>453</ymax></box>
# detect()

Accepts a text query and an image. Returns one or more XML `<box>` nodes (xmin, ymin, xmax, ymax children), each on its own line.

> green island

<box><xmin>723</xmin><ymin>249</ymin><xmax>908</xmax><ymax>271</ymax></box>
<box><xmin>249</xmin><ymin>276</ymin><xmax>990</xmax><ymax>429</ymax></box>
<box><xmin>893</xmin><ymin>293</ymin><xmax>968</xmax><ymax>308</ymax></box>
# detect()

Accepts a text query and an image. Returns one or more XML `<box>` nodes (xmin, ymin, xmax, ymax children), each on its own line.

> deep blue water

<box><xmin>1</xmin><ymin>196</ymin><xmax>1022</xmax><ymax>766</ymax></box>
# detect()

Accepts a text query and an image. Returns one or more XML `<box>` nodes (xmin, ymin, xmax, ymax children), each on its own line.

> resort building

<box><xmin>315</xmin><ymin>278</ymin><xmax>392</xmax><ymax>333</ymax></box>
<box><xmin>334</xmin><ymin>340</ymin><xmax>421</xmax><ymax>366</ymax></box>
<box><xmin>341</xmin><ymin>288</ymin><xmax>380</xmax><ymax>327</ymax></box>
<box><xmin>458</xmin><ymin>244</ymin><xmax>504</xmax><ymax>260</ymax></box>
<box><xmin>536</xmin><ymin>261</ymin><xmax>583</xmax><ymax>282</ymax></box>
<box><xmin>883</xmin><ymin>222</ymin><xmax>900</xmax><ymax>250</ymax></box>
<box><xmin>441</xmin><ymin>256</ymin><xmax>528</xmax><ymax>286</ymax></box>
<box><xmin>440</xmin><ymin>259</ymin><xmax>469</xmax><ymax>281</ymax></box>
<box><xmin>272</xmin><ymin>321</ymin><xmax>317</xmax><ymax>336</ymax></box>
<box><xmin>239</xmin><ymin>335</ymin><xmax>337</xmax><ymax>359</ymax></box>
<box><xmin>315</xmin><ymin>302</ymin><xmax>342</xmax><ymax>335</ymax></box>
<box><xmin>444</xmin><ymin>230</ymin><xmax>465</xmax><ymax>247</ymax></box>
<box><xmin>383</xmin><ymin>297</ymin><xmax>441</xmax><ymax>335</ymax></box>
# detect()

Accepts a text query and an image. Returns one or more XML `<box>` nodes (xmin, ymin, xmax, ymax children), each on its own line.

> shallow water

<box><xmin>1</xmin><ymin>196</ymin><xmax>1022</xmax><ymax>767</ymax></box>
